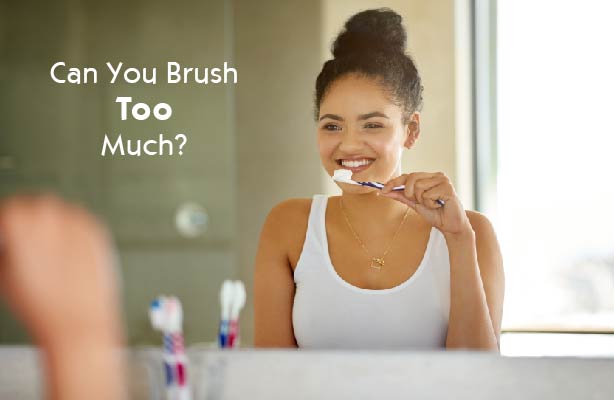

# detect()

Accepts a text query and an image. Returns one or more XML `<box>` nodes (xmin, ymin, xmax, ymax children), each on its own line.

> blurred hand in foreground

<box><xmin>0</xmin><ymin>194</ymin><xmax>127</xmax><ymax>400</ymax></box>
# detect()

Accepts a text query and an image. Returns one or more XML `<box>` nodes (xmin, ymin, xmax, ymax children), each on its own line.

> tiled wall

<box><xmin>0</xmin><ymin>0</ymin><xmax>238</xmax><ymax>345</ymax></box>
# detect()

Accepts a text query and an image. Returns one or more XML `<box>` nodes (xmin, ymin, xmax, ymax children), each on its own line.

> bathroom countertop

<box><xmin>1</xmin><ymin>345</ymin><xmax>613</xmax><ymax>399</ymax></box>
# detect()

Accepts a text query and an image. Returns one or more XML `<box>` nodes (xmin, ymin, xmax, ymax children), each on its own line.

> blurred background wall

<box><xmin>0</xmin><ymin>0</ymin><xmax>465</xmax><ymax>346</ymax></box>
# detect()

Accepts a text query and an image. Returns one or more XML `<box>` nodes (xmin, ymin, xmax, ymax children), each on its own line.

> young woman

<box><xmin>254</xmin><ymin>8</ymin><xmax>504</xmax><ymax>351</ymax></box>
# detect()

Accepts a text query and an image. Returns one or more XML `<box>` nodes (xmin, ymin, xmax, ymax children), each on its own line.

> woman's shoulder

<box><xmin>266</xmin><ymin>197</ymin><xmax>314</xmax><ymax>228</ymax></box>
<box><xmin>262</xmin><ymin>198</ymin><xmax>315</xmax><ymax>265</ymax></box>
<box><xmin>271</xmin><ymin>196</ymin><xmax>314</xmax><ymax>212</ymax></box>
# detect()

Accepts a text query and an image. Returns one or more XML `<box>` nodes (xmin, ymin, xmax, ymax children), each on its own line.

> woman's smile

<box><xmin>336</xmin><ymin>157</ymin><xmax>375</xmax><ymax>174</ymax></box>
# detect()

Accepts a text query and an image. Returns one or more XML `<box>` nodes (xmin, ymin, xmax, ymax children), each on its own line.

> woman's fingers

<box><xmin>381</xmin><ymin>176</ymin><xmax>404</xmax><ymax>193</ymax></box>
<box><xmin>382</xmin><ymin>172</ymin><xmax>432</xmax><ymax>194</ymax></box>
<box><xmin>422</xmin><ymin>184</ymin><xmax>449</xmax><ymax>209</ymax></box>
<box><xmin>413</xmin><ymin>176</ymin><xmax>447</xmax><ymax>205</ymax></box>
<box><xmin>382</xmin><ymin>172</ymin><xmax>446</xmax><ymax>202</ymax></box>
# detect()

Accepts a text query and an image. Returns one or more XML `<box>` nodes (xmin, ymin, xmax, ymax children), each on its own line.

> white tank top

<box><xmin>292</xmin><ymin>194</ymin><xmax>451</xmax><ymax>349</ymax></box>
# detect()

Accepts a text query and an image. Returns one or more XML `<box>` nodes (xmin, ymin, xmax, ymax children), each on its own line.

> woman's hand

<box><xmin>0</xmin><ymin>195</ymin><xmax>122</xmax><ymax>347</ymax></box>
<box><xmin>380</xmin><ymin>172</ymin><xmax>473</xmax><ymax>237</ymax></box>
<box><xmin>0</xmin><ymin>195</ymin><xmax>127</xmax><ymax>400</ymax></box>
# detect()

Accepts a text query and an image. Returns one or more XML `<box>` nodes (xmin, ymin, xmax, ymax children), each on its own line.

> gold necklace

<box><xmin>339</xmin><ymin>197</ymin><xmax>410</xmax><ymax>271</ymax></box>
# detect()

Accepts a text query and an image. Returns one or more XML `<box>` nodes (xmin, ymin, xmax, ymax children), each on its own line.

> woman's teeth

<box><xmin>339</xmin><ymin>159</ymin><xmax>373</xmax><ymax>168</ymax></box>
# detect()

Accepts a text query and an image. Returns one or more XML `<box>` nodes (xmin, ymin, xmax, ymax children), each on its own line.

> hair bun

<box><xmin>332</xmin><ymin>8</ymin><xmax>407</xmax><ymax>58</ymax></box>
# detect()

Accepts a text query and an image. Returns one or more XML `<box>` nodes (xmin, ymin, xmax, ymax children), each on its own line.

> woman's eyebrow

<box><xmin>318</xmin><ymin>111</ymin><xmax>389</xmax><ymax>121</ymax></box>
<box><xmin>319</xmin><ymin>114</ymin><xmax>343</xmax><ymax>121</ymax></box>
<box><xmin>358</xmin><ymin>111</ymin><xmax>389</xmax><ymax>120</ymax></box>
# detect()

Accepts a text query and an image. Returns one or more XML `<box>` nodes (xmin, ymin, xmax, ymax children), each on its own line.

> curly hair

<box><xmin>314</xmin><ymin>8</ymin><xmax>424</xmax><ymax>124</ymax></box>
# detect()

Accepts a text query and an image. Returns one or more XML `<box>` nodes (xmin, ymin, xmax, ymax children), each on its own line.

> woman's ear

<box><xmin>403</xmin><ymin>112</ymin><xmax>421</xmax><ymax>149</ymax></box>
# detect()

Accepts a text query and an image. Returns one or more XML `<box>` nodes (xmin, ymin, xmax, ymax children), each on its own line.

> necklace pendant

<box><xmin>370</xmin><ymin>258</ymin><xmax>384</xmax><ymax>271</ymax></box>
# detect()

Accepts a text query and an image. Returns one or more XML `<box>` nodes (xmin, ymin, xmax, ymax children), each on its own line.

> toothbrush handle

<box><xmin>360</xmin><ymin>182</ymin><xmax>445</xmax><ymax>206</ymax></box>
<box><xmin>358</xmin><ymin>181</ymin><xmax>404</xmax><ymax>190</ymax></box>
<box><xmin>218</xmin><ymin>320</ymin><xmax>229</xmax><ymax>348</ymax></box>
<box><xmin>357</xmin><ymin>181</ymin><xmax>384</xmax><ymax>189</ymax></box>
<box><xmin>228</xmin><ymin>320</ymin><xmax>239</xmax><ymax>348</ymax></box>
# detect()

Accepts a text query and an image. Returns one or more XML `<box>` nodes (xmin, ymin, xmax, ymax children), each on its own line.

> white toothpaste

<box><xmin>332</xmin><ymin>169</ymin><xmax>358</xmax><ymax>185</ymax></box>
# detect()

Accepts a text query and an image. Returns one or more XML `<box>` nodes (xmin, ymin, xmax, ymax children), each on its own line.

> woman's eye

<box><xmin>323</xmin><ymin>124</ymin><xmax>341</xmax><ymax>131</ymax></box>
<box><xmin>365</xmin><ymin>123</ymin><xmax>383</xmax><ymax>129</ymax></box>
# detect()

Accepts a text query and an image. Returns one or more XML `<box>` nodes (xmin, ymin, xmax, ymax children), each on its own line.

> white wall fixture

<box><xmin>175</xmin><ymin>202</ymin><xmax>209</xmax><ymax>238</ymax></box>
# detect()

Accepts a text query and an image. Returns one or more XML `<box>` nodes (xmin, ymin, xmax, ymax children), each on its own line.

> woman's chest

<box><xmin>288</xmin><ymin>214</ymin><xmax>434</xmax><ymax>290</ymax></box>
<box><xmin>325</xmin><ymin>222</ymin><xmax>433</xmax><ymax>290</ymax></box>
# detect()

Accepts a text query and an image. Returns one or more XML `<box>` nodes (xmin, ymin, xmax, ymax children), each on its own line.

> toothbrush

<box><xmin>333</xmin><ymin>169</ymin><xmax>445</xmax><ymax>207</ymax></box>
<box><xmin>150</xmin><ymin>297</ymin><xmax>176</xmax><ymax>400</ymax></box>
<box><xmin>227</xmin><ymin>281</ymin><xmax>246</xmax><ymax>348</ymax></box>
<box><xmin>218</xmin><ymin>280</ymin><xmax>234</xmax><ymax>348</ymax></box>
<box><xmin>149</xmin><ymin>296</ymin><xmax>192</xmax><ymax>400</ymax></box>
<box><xmin>166</xmin><ymin>297</ymin><xmax>190</xmax><ymax>400</ymax></box>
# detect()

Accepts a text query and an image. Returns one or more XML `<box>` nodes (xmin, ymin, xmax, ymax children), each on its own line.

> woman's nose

<box><xmin>338</xmin><ymin>128</ymin><xmax>363</xmax><ymax>151</ymax></box>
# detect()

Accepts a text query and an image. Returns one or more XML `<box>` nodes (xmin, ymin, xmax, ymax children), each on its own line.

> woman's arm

<box><xmin>253</xmin><ymin>200</ymin><xmax>300</xmax><ymax>348</ymax></box>
<box><xmin>444</xmin><ymin>210</ymin><xmax>504</xmax><ymax>352</ymax></box>
<box><xmin>381</xmin><ymin>172</ymin><xmax>504</xmax><ymax>352</ymax></box>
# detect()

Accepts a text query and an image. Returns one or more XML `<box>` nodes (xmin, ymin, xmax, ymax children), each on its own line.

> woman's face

<box><xmin>317</xmin><ymin>74</ymin><xmax>419</xmax><ymax>193</ymax></box>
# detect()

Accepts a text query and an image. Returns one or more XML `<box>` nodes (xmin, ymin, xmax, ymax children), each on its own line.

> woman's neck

<box><xmin>338</xmin><ymin>190</ymin><xmax>412</xmax><ymax>223</ymax></box>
